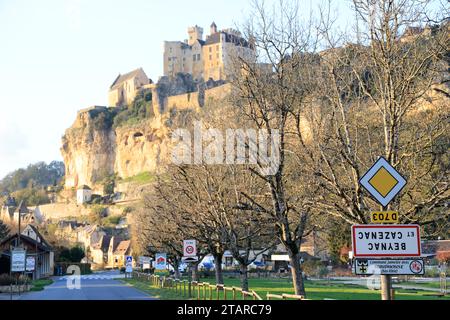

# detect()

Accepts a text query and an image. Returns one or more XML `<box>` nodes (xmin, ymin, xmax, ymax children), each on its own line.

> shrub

<box><xmin>112</xmin><ymin>90</ymin><xmax>153</xmax><ymax>128</ymax></box>
<box><xmin>317</xmin><ymin>266</ymin><xmax>329</xmax><ymax>278</ymax></box>
<box><xmin>89</xmin><ymin>108</ymin><xmax>117</xmax><ymax>131</ymax></box>
<box><xmin>302</xmin><ymin>260</ymin><xmax>322</xmax><ymax>276</ymax></box>
<box><xmin>11</xmin><ymin>187</ymin><xmax>51</xmax><ymax>206</ymax></box>
<box><xmin>90</xmin><ymin>194</ymin><xmax>102</xmax><ymax>204</ymax></box>
<box><xmin>424</xmin><ymin>266</ymin><xmax>441</xmax><ymax>277</ymax></box>
<box><xmin>302</xmin><ymin>260</ymin><xmax>330</xmax><ymax>278</ymax></box>
<box><xmin>102</xmin><ymin>174</ymin><xmax>116</xmax><ymax>195</ymax></box>
<box><xmin>123</xmin><ymin>206</ymin><xmax>133</xmax><ymax>214</ymax></box>
<box><xmin>0</xmin><ymin>274</ymin><xmax>28</xmax><ymax>285</ymax></box>
<box><xmin>57</xmin><ymin>246</ymin><xmax>85</xmax><ymax>263</ymax></box>
<box><xmin>102</xmin><ymin>215</ymin><xmax>121</xmax><ymax>227</ymax></box>
<box><xmin>89</xmin><ymin>205</ymin><xmax>108</xmax><ymax>224</ymax></box>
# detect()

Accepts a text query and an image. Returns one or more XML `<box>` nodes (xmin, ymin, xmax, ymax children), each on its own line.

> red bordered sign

<box><xmin>351</xmin><ymin>225</ymin><xmax>421</xmax><ymax>258</ymax></box>
<box><xmin>183</xmin><ymin>239</ymin><xmax>197</xmax><ymax>257</ymax></box>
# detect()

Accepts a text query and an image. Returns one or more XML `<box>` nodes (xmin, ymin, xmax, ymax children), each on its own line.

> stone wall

<box><xmin>166</xmin><ymin>91</ymin><xmax>201</xmax><ymax>111</ymax></box>
<box><xmin>31</xmin><ymin>203</ymin><xmax>90</xmax><ymax>220</ymax></box>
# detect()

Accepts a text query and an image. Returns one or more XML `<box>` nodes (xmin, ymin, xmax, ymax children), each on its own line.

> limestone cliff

<box><xmin>114</xmin><ymin>117</ymin><xmax>171</xmax><ymax>178</ymax></box>
<box><xmin>61</xmin><ymin>82</ymin><xmax>233</xmax><ymax>190</ymax></box>
<box><xmin>61</xmin><ymin>106</ymin><xmax>171</xmax><ymax>189</ymax></box>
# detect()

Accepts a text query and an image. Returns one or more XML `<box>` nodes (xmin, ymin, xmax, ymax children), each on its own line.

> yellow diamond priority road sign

<box><xmin>359</xmin><ymin>157</ymin><xmax>407</xmax><ymax>207</ymax></box>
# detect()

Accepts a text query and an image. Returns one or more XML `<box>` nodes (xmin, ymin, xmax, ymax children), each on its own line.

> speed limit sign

<box><xmin>183</xmin><ymin>240</ymin><xmax>197</xmax><ymax>257</ymax></box>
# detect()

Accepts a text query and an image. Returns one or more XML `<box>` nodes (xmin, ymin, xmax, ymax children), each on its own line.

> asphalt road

<box><xmin>17</xmin><ymin>270</ymin><xmax>155</xmax><ymax>300</ymax></box>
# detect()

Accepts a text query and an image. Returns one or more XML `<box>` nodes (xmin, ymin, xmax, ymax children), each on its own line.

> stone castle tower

<box><xmin>163</xmin><ymin>22</ymin><xmax>255</xmax><ymax>82</ymax></box>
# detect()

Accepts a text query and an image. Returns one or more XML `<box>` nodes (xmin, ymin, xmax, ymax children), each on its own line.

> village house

<box><xmin>0</xmin><ymin>199</ymin><xmax>44</xmax><ymax>226</ymax></box>
<box><xmin>107</xmin><ymin>237</ymin><xmax>131</xmax><ymax>268</ymax></box>
<box><xmin>76</xmin><ymin>185</ymin><xmax>92</xmax><ymax>204</ymax></box>
<box><xmin>0</xmin><ymin>224</ymin><xmax>54</xmax><ymax>279</ymax></box>
<box><xmin>89</xmin><ymin>234</ymin><xmax>112</xmax><ymax>268</ymax></box>
<box><xmin>76</xmin><ymin>224</ymin><xmax>105</xmax><ymax>250</ymax></box>
<box><xmin>108</xmin><ymin>68</ymin><xmax>150</xmax><ymax>107</ymax></box>
<box><xmin>422</xmin><ymin>240</ymin><xmax>450</xmax><ymax>262</ymax></box>
<box><xmin>54</xmin><ymin>220</ymin><xmax>85</xmax><ymax>244</ymax></box>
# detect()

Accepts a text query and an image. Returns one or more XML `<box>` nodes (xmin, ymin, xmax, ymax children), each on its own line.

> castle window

<box><xmin>209</xmin><ymin>55</ymin><xmax>212</xmax><ymax>60</ymax></box>
<box><xmin>197</xmin><ymin>54</ymin><xmax>200</xmax><ymax>60</ymax></box>
<box><xmin>193</xmin><ymin>55</ymin><xmax>196</xmax><ymax>61</ymax></box>
<box><xmin>209</xmin><ymin>47</ymin><xmax>212</xmax><ymax>52</ymax></box>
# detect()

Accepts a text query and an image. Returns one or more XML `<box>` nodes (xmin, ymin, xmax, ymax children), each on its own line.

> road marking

<box><xmin>57</xmin><ymin>274</ymin><xmax>126</xmax><ymax>281</ymax></box>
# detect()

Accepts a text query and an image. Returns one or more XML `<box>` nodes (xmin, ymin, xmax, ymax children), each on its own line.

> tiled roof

<box><xmin>17</xmin><ymin>200</ymin><xmax>29</xmax><ymax>214</ymax></box>
<box><xmin>421</xmin><ymin>240</ymin><xmax>450</xmax><ymax>254</ymax></box>
<box><xmin>24</xmin><ymin>224</ymin><xmax>52</xmax><ymax>248</ymax></box>
<box><xmin>109</xmin><ymin>236</ymin><xmax>122</xmax><ymax>252</ymax></box>
<box><xmin>92</xmin><ymin>235</ymin><xmax>111</xmax><ymax>251</ymax></box>
<box><xmin>110</xmin><ymin>68</ymin><xmax>146</xmax><ymax>90</ymax></box>
<box><xmin>113</xmin><ymin>240</ymin><xmax>131</xmax><ymax>255</ymax></box>
<box><xmin>205</xmin><ymin>31</ymin><xmax>251</xmax><ymax>48</ymax></box>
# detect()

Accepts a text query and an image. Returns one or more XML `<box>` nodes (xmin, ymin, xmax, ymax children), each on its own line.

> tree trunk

<box><xmin>174</xmin><ymin>265</ymin><xmax>181</xmax><ymax>279</ymax></box>
<box><xmin>288</xmin><ymin>251</ymin><xmax>306</xmax><ymax>297</ymax></box>
<box><xmin>191</xmin><ymin>263</ymin><xmax>199</xmax><ymax>282</ymax></box>
<box><xmin>213</xmin><ymin>253</ymin><xmax>224</xmax><ymax>285</ymax></box>
<box><xmin>240</xmin><ymin>264</ymin><xmax>249</xmax><ymax>292</ymax></box>
<box><xmin>171</xmin><ymin>258</ymin><xmax>181</xmax><ymax>279</ymax></box>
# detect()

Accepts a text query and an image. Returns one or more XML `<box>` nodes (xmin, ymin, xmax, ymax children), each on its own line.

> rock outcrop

<box><xmin>61</xmin><ymin>106</ymin><xmax>172</xmax><ymax>189</ymax></box>
<box><xmin>61</xmin><ymin>82</ymin><xmax>233</xmax><ymax>190</ymax></box>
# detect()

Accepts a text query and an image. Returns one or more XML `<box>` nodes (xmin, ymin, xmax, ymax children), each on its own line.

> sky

<box><xmin>0</xmin><ymin>0</ymin><xmax>358</xmax><ymax>179</ymax></box>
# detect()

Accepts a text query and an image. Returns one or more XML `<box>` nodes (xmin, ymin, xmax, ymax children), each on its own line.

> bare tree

<box><xmin>295</xmin><ymin>0</ymin><xmax>450</xmax><ymax>299</ymax></box>
<box><xmin>228</xmin><ymin>0</ymin><xmax>322</xmax><ymax>296</ymax></box>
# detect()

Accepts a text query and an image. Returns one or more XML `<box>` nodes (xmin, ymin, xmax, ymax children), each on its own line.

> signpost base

<box><xmin>188</xmin><ymin>263</ymin><xmax>192</xmax><ymax>299</ymax></box>
<box><xmin>381</xmin><ymin>275</ymin><xmax>392</xmax><ymax>300</ymax></box>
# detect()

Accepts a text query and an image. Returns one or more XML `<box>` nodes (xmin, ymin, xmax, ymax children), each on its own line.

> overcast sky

<box><xmin>0</xmin><ymin>0</ymin><xmax>359</xmax><ymax>179</ymax></box>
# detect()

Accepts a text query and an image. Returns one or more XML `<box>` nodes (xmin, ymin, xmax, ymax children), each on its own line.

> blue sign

<box><xmin>155</xmin><ymin>253</ymin><xmax>167</xmax><ymax>270</ymax></box>
<box><xmin>126</xmin><ymin>256</ymin><xmax>133</xmax><ymax>264</ymax></box>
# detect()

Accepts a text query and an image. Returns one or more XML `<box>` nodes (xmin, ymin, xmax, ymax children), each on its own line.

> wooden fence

<box><xmin>266</xmin><ymin>293</ymin><xmax>305</xmax><ymax>300</ymax></box>
<box><xmin>131</xmin><ymin>271</ymin><xmax>306</xmax><ymax>300</ymax></box>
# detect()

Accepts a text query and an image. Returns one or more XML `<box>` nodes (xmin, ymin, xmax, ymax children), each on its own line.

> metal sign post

<box><xmin>188</xmin><ymin>263</ymin><xmax>192</xmax><ymax>299</ymax></box>
<box><xmin>125</xmin><ymin>256</ymin><xmax>133</xmax><ymax>279</ymax></box>
<box><xmin>358</xmin><ymin>156</ymin><xmax>409</xmax><ymax>300</ymax></box>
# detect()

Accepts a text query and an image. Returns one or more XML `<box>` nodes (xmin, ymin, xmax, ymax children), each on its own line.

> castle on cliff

<box><xmin>163</xmin><ymin>22</ymin><xmax>254</xmax><ymax>82</ymax></box>
<box><xmin>108</xmin><ymin>22</ymin><xmax>255</xmax><ymax>108</ymax></box>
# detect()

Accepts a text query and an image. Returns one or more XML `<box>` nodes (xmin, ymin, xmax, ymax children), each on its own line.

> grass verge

<box><xmin>30</xmin><ymin>279</ymin><xmax>53</xmax><ymax>292</ymax></box>
<box><xmin>123</xmin><ymin>277</ymin><xmax>450</xmax><ymax>300</ymax></box>
<box><xmin>122</xmin><ymin>278</ymin><xmax>186</xmax><ymax>300</ymax></box>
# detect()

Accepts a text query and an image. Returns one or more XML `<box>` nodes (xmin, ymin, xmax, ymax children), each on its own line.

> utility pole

<box><xmin>18</xmin><ymin>209</ymin><xmax>21</xmax><ymax>248</ymax></box>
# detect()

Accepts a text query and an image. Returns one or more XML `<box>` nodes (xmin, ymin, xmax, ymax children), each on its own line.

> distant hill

<box><xmin>0</xmin><ymin>161</ymin><xmax>65</xmax><ymax>205</ymax></box>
